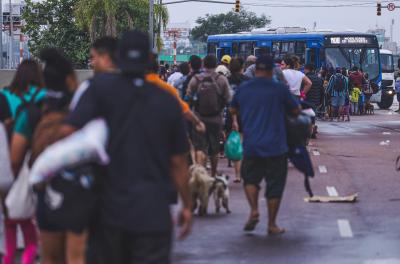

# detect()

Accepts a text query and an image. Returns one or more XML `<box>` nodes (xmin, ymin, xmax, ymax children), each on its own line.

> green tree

<box><xmin>191</xmin><ymin>10</ymin><xmax>271</xmax><ymax>42</ymax></box>
<box><xmin>23</xmin><ymin>0</ymin><xmax>91</xmax><ymax>68</ymax></box>
<box><xmin>75</xmin><ymin>0</ymin><xmax>169</xmax><ymax>50</ymax></box>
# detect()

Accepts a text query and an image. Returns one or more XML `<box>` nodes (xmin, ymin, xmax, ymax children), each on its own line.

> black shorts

<box><xmin>241</xmin><ymin>155</ymin><xmax>288</xmax><ymax>199</ymax></box>
<box><xmin>86</xmin><ymin>223</ymin><xmax>172</xmax><ymax>264</ymax></box>
<box><xmin>192</xmin><ymin>122</ymin><xmax>222</xmax><ymax>156</ymax></box>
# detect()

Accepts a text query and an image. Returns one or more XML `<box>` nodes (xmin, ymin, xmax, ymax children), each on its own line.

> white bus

<box><xmin>378</xmin><ymin>49</ymin><xmax>396</xmax><ymax>109</ymax></box>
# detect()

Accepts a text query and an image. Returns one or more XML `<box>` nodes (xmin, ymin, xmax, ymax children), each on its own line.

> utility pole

<box><xmin>9</xmin><ymin>0</ymin><xmax>13</xmax><ymax>69</ymax></box>
<box><xmin>149</xmin><ymin>0</ymin><xmax>154</xmax><ymax>50</ymax></box>
<box><xmin>390</xmin><ymin>18</ymin><xmax>394</xmax><ymax>42</ymax></box>
<box><xmin>0</xmin><ymin>0</ymin><xmax>3</xmax><ymax>69</ymax></box>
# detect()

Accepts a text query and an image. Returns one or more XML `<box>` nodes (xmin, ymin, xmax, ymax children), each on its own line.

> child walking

<box><xmin>350</xmin><ymin>86</ymin><xmax>362</xmax><ymax>115</ymax></box>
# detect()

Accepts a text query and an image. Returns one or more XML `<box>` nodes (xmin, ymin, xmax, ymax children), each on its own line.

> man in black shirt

<box><xmin>63</xmin><ymin>30</ymin><xmax>192</xmax><ymax>263</ymax></box>
<box><xmin>304</xmin><ymin>64</ymin><xmax>324</xmax><ymax>108</ymax></box>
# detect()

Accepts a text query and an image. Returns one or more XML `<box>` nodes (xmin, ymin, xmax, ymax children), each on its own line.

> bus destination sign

<box><xmin>328</xmin><ymin>36</ymin><xmax>374</xmax><ymax>45</ymax></box>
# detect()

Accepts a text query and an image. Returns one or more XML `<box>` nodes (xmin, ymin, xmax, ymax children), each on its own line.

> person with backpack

<box><xmin>327</xmin><ymin>67</ymin><xmax>349</xmax><ymax>121</ymax></box>
<box><xmin>62</xmin><ymin>30</ymin><xmax>192</xmax><ymax>263</ymax></box>
<box><xmin>9</xmin><ymin>49</ymin><xmax>87</xmax><ymax>264</ymax></box>
<box><xmin>0</xmin><ymin>59</ymin><xmax>45</xmax><ymax>264</ymax></box>
<box><xmin>187</xmin><ymin>55</ymin><xmax>231</xmax><ymax>177</ymax></box>
<box><xmin>182</xmin><ymin>55</ymin><xmax>202</xmax><ymax>102</ymax></box>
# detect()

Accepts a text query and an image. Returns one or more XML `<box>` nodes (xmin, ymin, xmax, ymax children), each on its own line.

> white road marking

<box><xmin>337</xmin><ymin>219</ymin><xmax>353</xmax><ymax>238</ymax></box>
<box><xmin>383</xmin><ymin>132</ymin><xmax>392</xmax><ymax>135</ymax></box>
<box><xmin>318</xmin><ymin>165</ymin><xmax>327</xmax><ymax>173</ymax></box>
<box><xmin>379</xmin><ymin>140</ymin><xmax>391</xmax><ymax>146</ymax></box>
<box><xmin>364</xmin><ymin>259</ymin><xmax>400</xmax><ymax>264</ymax></box>
<box><xmin>326</xmin><ymin>186</ymin><xmax>339</xmax><ymax>197</ymax></box>
<box><xmin>312</xmin><ymin>150</ymin><xmax>320</xmax><ymax>156</ymax></box>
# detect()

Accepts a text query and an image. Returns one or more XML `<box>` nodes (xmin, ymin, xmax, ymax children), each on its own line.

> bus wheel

<box><xmin>377</xmin><ymin>95</ymin><xmax>394</xmax><ymax>109</ymax></box>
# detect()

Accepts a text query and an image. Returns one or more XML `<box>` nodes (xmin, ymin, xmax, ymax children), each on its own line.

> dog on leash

<box><xmin>188</xmin><ymin>165</ymin><xmax>215</xmax><ymax>216</ymax></box>
<box><xmin>365</xmin><ymin>103</ymin><xmax>374</xmax><ymax>115</ymax></box>
<box><xmin>210</xmin><ymin>174</ymin><xmax>231</xmax><ymax>214</ymax></box>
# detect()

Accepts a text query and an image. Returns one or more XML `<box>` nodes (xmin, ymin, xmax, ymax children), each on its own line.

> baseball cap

<box><xmin>118</xmin><ymin>30</ymin><xmax>150</xmax><ymax>73</ymax></box>
<box><xmin>246</xmin><ymin>55</ymin><xmax>257</xmax><ymax>63</ymax></box>
<box><xmin>221</xmin><ymin>55</ymin><xmax>231</xmax><ymax>64</ymax></box>
<box><xmin>255</xmin><ymin>55</ymin><xmax>274</xmax><ymax>71</ymax></box>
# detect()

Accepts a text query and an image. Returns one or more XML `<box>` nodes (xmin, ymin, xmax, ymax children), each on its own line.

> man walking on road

<box><xmin>230</xmin><ymin>56</ymin><xmax>300</xmax><ymax>235</ymax></box>
<box><xmin>187</xmin><ymin>55</ymin><xmax>231</xmax><ymax>177</ymax></box>
<box><xmin>63</xmin><ymin>30</ymin><xmax>192</xmax><ymax>263</ymax></box>
<box><xmin>327</xmin><ymin>67</ymin><xmax>349</xmax><ymax>121</ymax></box>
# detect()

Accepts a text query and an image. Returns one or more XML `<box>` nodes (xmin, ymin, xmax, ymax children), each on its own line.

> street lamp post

<box><xmin>149</xmin><ymin>0</ymin><xmax>154</xmax><ymax>50</ymax></box>
<box><xmin>0</xmin><ymin>0</ymin><xmax>3</xmax><ymax>69</ymax></box>
<box><xmin>9</xmin><ymin>0</ymin><xmax>13</xmax><ymax>69</ymax></box>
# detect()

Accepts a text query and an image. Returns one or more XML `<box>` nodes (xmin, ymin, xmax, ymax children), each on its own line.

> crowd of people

<box><xmin>0</xmin><ymin>28</ymin><xmax>375</xmax><ymax>263</ymax></box>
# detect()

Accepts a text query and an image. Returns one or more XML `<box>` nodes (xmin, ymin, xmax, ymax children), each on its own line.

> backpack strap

<box><xmin>14</xmin><ymin>87</ymin><xmax>42</xmax><ymax>119</ymax></box>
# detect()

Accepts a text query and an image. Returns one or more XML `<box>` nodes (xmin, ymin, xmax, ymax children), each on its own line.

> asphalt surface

<box><xmin>172</xmin><ymin>103</ymin><xmax>400</xmax><ymax>264</ymax></box>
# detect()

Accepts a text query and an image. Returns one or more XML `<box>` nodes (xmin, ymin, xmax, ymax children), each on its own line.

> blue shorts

<box><xmin>331</xmin><ymin>96</ymin><xmax>346</xmax><ymax>108</ymax></box>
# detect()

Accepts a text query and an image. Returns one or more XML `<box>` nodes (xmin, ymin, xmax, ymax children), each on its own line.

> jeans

<box><xmin>351</xmin><ymin>102</ymin><xmax>358</xmax><ymax>114</ymax></box>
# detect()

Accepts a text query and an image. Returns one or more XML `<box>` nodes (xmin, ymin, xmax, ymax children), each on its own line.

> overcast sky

<box><xmin>166</xmin><ymin>0</ymin><xmax>400</xmax><ymax>43</ymax></box>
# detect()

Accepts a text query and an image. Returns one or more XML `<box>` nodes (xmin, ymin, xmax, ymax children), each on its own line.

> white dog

<box><xmin>188</xmin><ymin>165</ymin><xmax>215</xmax><ymax>216</ymax></box>
<box><xmin>212</xmin><ymin>174</ymin><xmax>231</xmax><ymax>214</ymax></box>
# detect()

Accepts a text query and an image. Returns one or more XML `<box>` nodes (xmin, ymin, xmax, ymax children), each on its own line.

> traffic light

<box><xmin>235</xmin><ymin>0</ymin><xmax>240</xmax><ymax>12</ymax></box>
<box><xmin>377</xmin><ymin>2</ymin><xmax>382</xmax><ymax>16</ymax></box>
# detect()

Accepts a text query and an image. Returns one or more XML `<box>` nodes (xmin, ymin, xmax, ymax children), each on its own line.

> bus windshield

<box><xmin>325</xmin><ymin>47</ymin><xmax>380</xmax><ymax>80</ymax></box>
<box><xmin>380</xmin><ymin>53</ymin><xmax>394</xmax><ymax>73</ymax></box>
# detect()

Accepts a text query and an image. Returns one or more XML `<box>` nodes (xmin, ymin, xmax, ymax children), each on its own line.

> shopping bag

<box><xmin>0</xmin><ymin>123</ymin><xmax>14</xmax><ymax>192</ymax></box>
<box><xmin>5</xmin><ymin>161</ymin><xmax>37</xmax><ymax>219</ymax></box>
<box><xmin>29</xmin><ymin>118</ymin><xmax>109</xmax><ymax>185</ymax></box>
<box><xmin>224</xmin><ymin>131</ymin><xmax>243</xmax><ymax>161</ymax></box>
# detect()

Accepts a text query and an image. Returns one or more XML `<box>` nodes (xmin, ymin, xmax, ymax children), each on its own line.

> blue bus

<box><xmin>207</xmin><ymin>28</ymin><xmax>394</xmax><ymax>108</ymax></box>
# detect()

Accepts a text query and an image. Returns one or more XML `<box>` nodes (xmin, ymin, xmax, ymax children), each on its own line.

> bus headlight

<box><xmin>387</xmin><ymin>90</ymin><xmax>394</xmax><ymax>95</ymax></box>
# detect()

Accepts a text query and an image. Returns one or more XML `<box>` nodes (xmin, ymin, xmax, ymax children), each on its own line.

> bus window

<box><xmin>254</xmin><ymin>47</ymin><xmax>271</xmax><ymax>57</ymax></box>
<box><xmin>232</xmin><ymin>43</ymin><xmax>239</xmax><ymax>57</ymax></box>
<box><xmin>208</xmin><ymin>43</ymin><xmax>217</xmax><ymax>55</ymax></box>
<box><xmin>239</xmin><ymin>42</ymin><xmax>254</xmax><ymax>59</ymax></box>
<box><xmin>272</xmin><ymin>42</ymin><xmax>280</xmax><ymax>58</ymax></box>
<box><xmin>281</xmin><ymin>42</ymin><xmax>289</xmax><ymax>53</ymax></box>
<box><xmin>295</xmin><ymin>42</ymin><xmax>306</xmax><ymax>54</ymax></box>
<box><xmin>307</xmin><ymin>48</ymin><xmax>317</xmax><ymax>65</ymax></box>
<box><xmin>288</xmin><ymin>42</ymin><xmax>295</xmax><ymax>53</ymax></box>
<box><xmin>295</xmin><ymin>42</ymin><xmax>306</xmax><ymax>62</ymax></box>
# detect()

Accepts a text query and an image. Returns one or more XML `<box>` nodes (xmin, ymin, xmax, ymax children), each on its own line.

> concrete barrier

<box><xmin>0</xmin><ymin>70</ymin><xmax>93</xmax><ymax>88</ymax></box>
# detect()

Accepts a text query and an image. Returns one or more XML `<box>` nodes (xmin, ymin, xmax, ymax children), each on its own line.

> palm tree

<box><xmin>75</xmin><ymin>0</ymin><xmax>169</xmax><ymax>50</ymax></box>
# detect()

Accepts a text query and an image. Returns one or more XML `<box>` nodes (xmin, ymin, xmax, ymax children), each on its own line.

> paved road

<box><xmin>173</xmin><ymin>108</ymin><xmax>400</xmax><ymax>264</ymax></box>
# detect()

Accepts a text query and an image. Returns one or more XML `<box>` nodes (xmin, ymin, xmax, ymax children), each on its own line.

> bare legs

<box><xmin>244</xmin><ymin>185</ymin><xmax>284</xmax><ymax>234</ymax></box>
<box><xmin>195</xmin><ymin>151</ymin><xmax>219</xmax><ymax>178</ymax></box>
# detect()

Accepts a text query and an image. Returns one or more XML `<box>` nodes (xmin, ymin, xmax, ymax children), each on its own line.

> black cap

<box><xmin>256</xmin><ymin>55</ymin><xmax>274</xmax><ymax>71</ymax></box>
<box><xmin>118</xmin><ymin>30</ymin><xmax>150</xmax><ymax>73</ymax></box>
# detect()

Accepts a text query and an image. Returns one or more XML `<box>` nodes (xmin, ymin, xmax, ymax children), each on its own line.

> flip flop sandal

<box><xmin>244</xmin><ymin>217</ymin><xmax>259</xmax><ymax>231</ymax></box>
<box><xmin>233</xmin><ymin>179</ymin><xmax>241</xmax><ymax>183</ymax></box>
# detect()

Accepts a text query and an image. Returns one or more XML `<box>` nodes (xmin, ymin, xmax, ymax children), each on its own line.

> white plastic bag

<box><xmin>29</xmin><ymin>118</ymin><xmax>109</xmax><ymax>185</ymax></box>
<box><xmin>5</xmin><ymin>162</ymin><xmax>37</xmax><ymax>219</ymax></box>
<box><xmin>0</xmin><ymin>123</ymin><xmax>14</xmax><ymax>192</ymax></box>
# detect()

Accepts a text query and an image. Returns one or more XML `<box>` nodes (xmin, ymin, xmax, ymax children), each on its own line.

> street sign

<box><xmin>387</xmin><ymin>3</ymin><xmax>396</xmax><ymax>11</ymax></box>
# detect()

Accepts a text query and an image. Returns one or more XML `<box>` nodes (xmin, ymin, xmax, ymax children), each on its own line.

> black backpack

<box><xmin>333</xmin><ymin>74</ymin><xmax>346</xmax><ymax>92</ymax></box>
